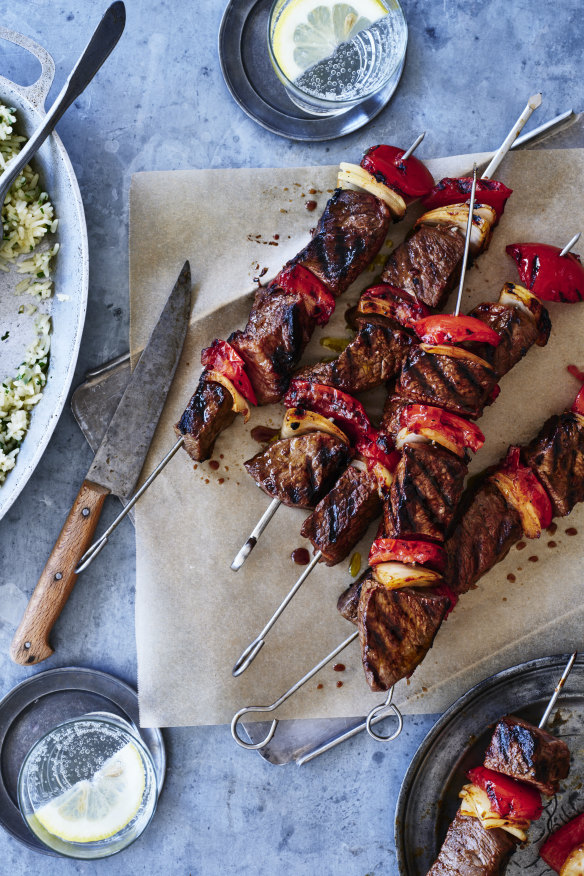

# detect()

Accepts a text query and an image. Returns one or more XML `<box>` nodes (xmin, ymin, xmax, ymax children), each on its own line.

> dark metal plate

<box><xmin>218</xmin><ymin>0</ymin><xmax>406</xmax><ymax>141</ymax></box>
<box><xmin>395</xmin><ymin>654</ymin><xmax>584</xmax><ymax>875</ymax></box>
<box><xmin>0</xmin><ymin>667</ymin><xmax>165</xmax><ymax>855</ymax></box>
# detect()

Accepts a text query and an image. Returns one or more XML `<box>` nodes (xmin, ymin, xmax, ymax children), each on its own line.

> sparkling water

<box><xmin>294</xmin><ymin>14</ymin><xmax>407</xmax><ymax>103</ymax></box>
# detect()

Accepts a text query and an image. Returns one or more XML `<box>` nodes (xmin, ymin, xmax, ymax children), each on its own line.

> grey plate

<box><xmin>395</xmin><ymin>654</ymin><xmax>584</xmax><ymax>876</ymax></box>
<box><xmin>218</xmin><ymin>0</ymin><xmax>406</xmax><ymax>142</ymax></box>
<box><xmin>0</xmin><ymin>667</ymin><xmax>165</xmax><ymax>855</ymax></box>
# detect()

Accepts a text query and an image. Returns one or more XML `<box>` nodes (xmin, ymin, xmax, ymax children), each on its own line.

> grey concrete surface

<box><xmin>0</xmin><ymin>0</ymin><xmax>583</xmax><ymax>873</ymax></box>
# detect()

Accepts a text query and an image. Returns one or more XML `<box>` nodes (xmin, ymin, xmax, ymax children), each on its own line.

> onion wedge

<box><xmin>416</xmin><ymin>202</ymin><xmax>496</xmax><ymax>255</ymax></box>
<box><xmin>372</xmin><ymin>561</ymin><xmax>442</xmax><ymax>590</ymax></box>
<box><xmin>459</xmin><ymin>784</ymin><xmax>529</xmax><ymax>842</ymax></box>
<box><xmin>206</xmin><ymin>369</ymin><xmax>251</xmax><ymax>423</ymax></box>
<box><xmin>337</xmin><ymin>163</ymin><xmax>407</xmax><ymax>218</ymax></box>
<box><xmin>280</xmin><ymin>407</ymin><xmax>350</xmax><ymax>445</ymax></box>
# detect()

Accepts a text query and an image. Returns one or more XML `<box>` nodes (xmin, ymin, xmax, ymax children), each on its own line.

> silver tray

<box><xmin>0</xmin><ymin>667</ymin><xmax>165</xmax><ymax>855</ymax></box>
<box><xmin>396</xmin><ymin>653</ymin><xmax>584</xmax><ymax>876</ymax></box>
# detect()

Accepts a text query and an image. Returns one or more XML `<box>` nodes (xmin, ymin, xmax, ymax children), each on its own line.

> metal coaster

<box><xmin>395</xmin><ymin>654</ymin><xmax>584</xmax><ymax>876</ymax></box>
<box><xmin>0</xmin><ymin>667</ymin><xmax>165</xmax><ymax>855</ymax></box>
<box><xmin>218</xmin><ymin>0</ymin><xmax>406</xmax><ymax>142</ymax></box>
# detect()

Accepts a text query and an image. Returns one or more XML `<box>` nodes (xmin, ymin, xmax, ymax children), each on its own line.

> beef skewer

<box><xmin>76</xmin><ymin>98</ymin><xmax>549</xmax><ymax>574</ymax></box>
<box><xmin>232</xmin><ymin>182</ymin><xmax>551</xmax><ymax>676</ymax></box>
<box><xmin>427</xmin><ymin>653</ymin><xmax>576</xmax><ymax>876</ymax></box>
<box><xmin>231</xmin><ymin>97</ymin><xmax>546</xmax><ymax>571</ymax></box>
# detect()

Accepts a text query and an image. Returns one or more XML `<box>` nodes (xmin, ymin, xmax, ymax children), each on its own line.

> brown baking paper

<box><xmin>130</xmin><ymin>149</ymin><xmax>584</xmax><ymax>728</ymax></box>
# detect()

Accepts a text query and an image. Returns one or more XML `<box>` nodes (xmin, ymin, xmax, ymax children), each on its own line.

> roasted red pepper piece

<box><xmin>422</xmin><ymin>177</ymin><xmax>513</xmax><ymax>220</ymax></box>
<box><xmin>572</xmin><ymin>385</ymin><xmax>584</xmax><ymax>416</ymax></box>
<box><xmin>467</xmin><ymin>766</ymin><xmax>542</xmax><ymax>821</ymax></box>
<box><xmin>358</xmin><ymin>283</ymin><xmax>431</xmax><ymax>328</ymax></box>
<box><xmin>284</xmin><ymin>380</ymin><xmax>375</xmax><ymax>444</ymax></box>
<box><xmin>414</xmin><ymin>314</ymin><xmax>501</xmax><ymax>347</ymax></box>
<box><xmin>201</xmin><ymin>339</ymin><xmax>257</xmax><ymax>405</ymax></box>
<box><xmin>369</xmin><ymin>537</ymin><xmax>446</xmax><ymax>572</ymax></box>
<box><xmin>540</xmin><ymin>813</ymin><xmax>584</xmax><ymax>873</ymax></box>
<box><xmin>506</xmin><ymin>242</ymin><xmax>584</xmax><ymax>303</ymax></box>
<box><xmin>499</xmin><ymin>445</ymin><xmax>553</xmax><ymax>529</ymax></box>
<box><xmin>355</xmin><ymin>436</ymin><xmax>400</xmax><ymax>473</ymax></box>
<box><xmin>361</xmin><ymin>144</ymin><xmax>435</xmax><ymax>200</ymax></box>
<box><xmin>433</xmin><ymin>582</ymin><xmax>458</xmax><ymax>615</ymax></box>
<box><xmin>401</xmin><ymin>404</ymin><xmax>485</xmax><ymax>454</ymax></box>
<box><xmin>276</xmin><ymin>263</ymin><xmax>336</xmax><ymax>326</ymax></box>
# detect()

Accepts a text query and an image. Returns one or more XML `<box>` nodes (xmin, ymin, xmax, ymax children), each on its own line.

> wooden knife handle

<box><xmin>10</xmin><ymin>479</ymin><xmax>110</xmax><ymax>665</ymax></box>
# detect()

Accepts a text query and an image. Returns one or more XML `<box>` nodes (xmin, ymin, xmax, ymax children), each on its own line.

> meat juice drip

<box><xmin>209</xmin><ymin>460</ymin><xmax>220</xmax><ymax>470</ymax></box>
<box><xmin>547</xmin><ymin>522</ymin><xmax>558</xmax><ymax>535</ymax></box>
<box><xmin>516</xmin><ymin>541</ymin><xmax>526</xmax><ymax>550</ymax></box>
<box><xmin>529</xmin><ymin>555</ymin><xmax>539</xmax><ymax>563</ymax></box>
<box><xmin>333</xmin><ymin>663</ymin><xmax>345</xmax><ymax>672</ymax></box>
<box><xmin>548</xmin><ymin>540</ymin><xmax>557</xmax><ymax>548</ymax></box>
<box><xmin>250</xmin><ymin>425</ymin><xmax>280</xmax><ymax>444</ymax></box>
<box><xmin>507</xmin><ymin>574</ymin><xmax>516</xmax><ymax>583</ymax></box>
<box><xmin>566</xmin><ymin>527</ymin><xmax>578</xmax><ymax>535</ymax></box>
<box><xmin>305</xmin><ymin>200</ymin><xmax>317</xmax><ymax>211</ymax></box>
<box><xmin>336</xmin><ymin>681</ymin><xmax>343</xmax><ymax>688</ymax></box>
<box><xmin>291</xmin><ymin>548</ymin><xmax>310</xmax><ymax>565</ymax></box>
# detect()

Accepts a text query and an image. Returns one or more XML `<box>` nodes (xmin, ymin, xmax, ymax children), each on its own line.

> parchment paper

<box><xmin>130</xmin><ymin>149</ymin><xmax>584</xmax><ymax>728</ymax></box>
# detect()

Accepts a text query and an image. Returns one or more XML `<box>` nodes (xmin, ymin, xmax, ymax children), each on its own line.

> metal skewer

<box><xmin>539</xmin><ymin>651</ymin><xmax>577</xmax><ymax>728</ymax></box>
<box><xmin>232</xmin><ymin>153</ymin><xmax>480</xmax><ymax>676</ymax></box>
<box><xmin>482</xmin><ymin>92</ymin><xmax>542</xmax><ymax>179</ymax></box>
<box><xmin>560</xmin><ymin>232</ymin><xmax>581</xmax><ymax>257</ymax></box>
<box><xmin>401</xmin><ymin>131</ymin><xmax>425</xmax><ymax>161</ymax></box>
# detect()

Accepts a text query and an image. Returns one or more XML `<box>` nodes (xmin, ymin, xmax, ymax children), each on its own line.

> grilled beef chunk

<box><xmin>384</xmin><ymin>443</ymin><xmax>468</xmax><ymax>542</ymax></box>
<box><xmin>244</xmin><ymin>432</ymin><xmax>350</xmax><ymax>508</ymax></box>
<box><xmin>464</xmin><ymin>302</ymin><xmax>547</xmax><ymax>378</ymax></box>
<box><xmin>428</xmin><ymin>810</ymin><xmax>516</xmax><ymax>876</ymax></box>
<box><xmin>289</xmin><ymin>189</ymin><xmax>391</xmax><ymax>297</ymax></box>
<box><xmin>522</xmin><ymin>411</ymin><xmax>584</xmax><ymax>517</ymax></box>
<box><xmin>301</xmin><ymin>465</ymin><xmax>381</xmax><ymax>565</ymax></box>
<box><xmin>358</xmin><ymin>572</ymin><xmax>450</xmax><ymax>690</ymax></box>
<box><xmin>381</xmin><ymin>224</ymin><xmax>465</xmax><ymax>309</ymax></box>
<box><xmin>380</xmin><ymin>394</ymin><xmax>408</xmax><ymax>438</ymax></box>
<box><xmin>229</xmin><ymin>282</ymin><xmax>315</xmax><ymax>405</ymax></box>
<box><xmin>445</xmin><ymin>481</ymin><xmax>523</xmax><ymax>595</ymax></box>
<box><xmin>175</xmin><ymin>373</ymin><xmax>236</xmax><ymax>461</ymax></box>
<box><xmin>396</xmin><ymin>346</ymin><xmax>498</xmax><ymax>419</ymax></box>
<box><xmin>337</xmin><ymin>573</ymin><xmax>366</xmax><ymax>625</ymax></box>
<box><xmin>484</xmin><ymin>715</ymin><xmax>570</xmax><ymax>796</ymax></box>
<box><xmin>295</xmin><ymin>320</ymin><xmax>412</xmax><ymax>394</ymax></box>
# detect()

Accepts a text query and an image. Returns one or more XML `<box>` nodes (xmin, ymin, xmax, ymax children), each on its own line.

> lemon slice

<box><xmin>272</xmin><ymin>0</ymin><xmax>386</xmax><ymax>81</ymax></box>
<box><xmin>35</xmin><ymin>742</ymin><xmax>146</xmax><ymax>843</ymax></box>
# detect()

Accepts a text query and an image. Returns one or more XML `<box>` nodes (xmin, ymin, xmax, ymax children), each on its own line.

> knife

<box><xmin>10</xmin><ymin>261</ymin><xmax>191</xmax><ymax>666</ymax></box>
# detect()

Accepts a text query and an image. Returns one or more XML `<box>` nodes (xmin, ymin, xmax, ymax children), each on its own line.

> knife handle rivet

<box><xmin>82</xmin><ymin>507</ymin><xmax>90</xmax><ymax>517</ymax></box>
<box><xmin>54</xmin><ymin>572</ymin><xmax>63</xmax><ymax>581</ymax></box>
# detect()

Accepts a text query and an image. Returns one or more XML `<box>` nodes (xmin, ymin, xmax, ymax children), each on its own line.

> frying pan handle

<box><xmin>0</xmin><ymin>28</ymin><xmax>55</xmax><ymax>111</ymax></box>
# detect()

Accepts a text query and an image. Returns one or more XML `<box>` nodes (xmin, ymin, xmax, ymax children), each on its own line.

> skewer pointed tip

<box><xmin>529</xmin><ymin>92</ymin><xmax>543</xmax><ymax>109</ymax></box>
<box><xmin>560</xmin><ymin>231</ymin><xmax>582</xmax><ymax>257</ymax></box>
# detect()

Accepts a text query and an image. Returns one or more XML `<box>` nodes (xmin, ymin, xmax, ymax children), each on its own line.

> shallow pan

<box><xmin>0</xmin><ymin>28</ymin><xmax>88</xmax><ymax>520</ymax></box>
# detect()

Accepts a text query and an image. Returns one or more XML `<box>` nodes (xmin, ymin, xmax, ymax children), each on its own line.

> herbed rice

<box><xmin>0</xmin><ymin>102</ymin><xmax>59</xmax><ymax>484</ymax></box>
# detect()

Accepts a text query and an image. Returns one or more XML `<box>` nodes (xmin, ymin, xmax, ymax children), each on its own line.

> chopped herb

<box><xmin>1</xmin><ymin>331</ymin><xmax>9</xmax><ymax>341</ymax></box>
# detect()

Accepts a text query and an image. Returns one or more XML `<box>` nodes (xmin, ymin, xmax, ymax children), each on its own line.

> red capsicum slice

<box><xmin>573</xmin><ymin>385</ymin><xmax>584</xmax><ymax>416</ymax></box>
<box><xmin>414</xmin><ymin>314</ymin><xmax>501</xmax><ymax>347</ymax></box>
<box><xmin>276</xmin><ymin>264</ymin><xmax>336</xmax><ymax>325</ymax></box>
<box><xmin>369</xmin><ymin>537</ymin><xmax>446</xmax><ymax>572</ymax></box>
<box><xmin>540</xmin><ymin>813</ymin><xmax>584</xmax><ymax>873</ymax></box>
<box><xmin>357</xmin><ymin>284</ymin><xmax>431</xmax><ymax>328</ymax></box>
<box><xmin>467</xmin><ymin>766</ymin><xmax>542</xmax><ymax>821</ymax></box>
<box><xmin>201</xmin><ymin>339</ymin><xmax>257</xmax><ymax>405</ymax></box>
<box><xmin>399</xmin><ymin>404</ymin><xmax>485</xmax><ymax>455</ymax></box>
<box><xmin>355</xmin><ymin>436</ymin><xmax>400</xmax><ymax>473</ymax></box>
<box><xmin>284</xmin><ymin>380</ymin><xmax>375</xmax><ymax>444</ymax></box>
<box><xmin>491</xmin><ymin>445</ymin><xmax>553</xmax><ymax>537</ymax></box>
<box><xmin>360</xmin><ymin>145</ymin><xmax>435</xmax><ymax>200</ymax></box>
<box><xmin>422</xmin><ymin>177</ymin><xmax>513</xmax><ymax>220</ymax></box>
<box><xmin>506</xmin><ymin>242</ymin><xmax>584</xmax><ymax>303</ymax></box>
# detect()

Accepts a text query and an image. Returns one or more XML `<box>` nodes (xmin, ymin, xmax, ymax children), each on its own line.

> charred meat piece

<box><xmin>381</xmin><ymin>224</ymin><xmax>465</xmax><ymax>309</ymax></box>
<box><xmin>445</xmin><ymin>480</ymin><xmax>523</xmax><ymax>595</ymax></box>
<box><xmin>295</xmin><ymin>321</ymin><xmax>412</xmax><ymax>394</ymax></box>
<box><xmin>337</xmin><ymin>572</ymin><xmax>367</xmax><ymax>625</ymax></box>
<box><xmin>384</xmin><ymin>443</ymin><xmax>468</xmax><ymax>542</ymax></box>
<box><xmin>175</xmin><ymin>372</ymin><xmax>235</xmax><ymax>462</ymax></box>
<box><xmin>229</xmin><ymin>282</ymin><xmax>314</xmax><ymax>405</ymax></box>
<box><xmin>290</xmin><ymin>189</ymin><xmax>391</xmax><ymax>297</ymax></box>
<box><xmin>395</xmin><ymin>346</ymin><xmax>498</xmax><ymax>419</ymax></box>
<box><xmin>484</xmin><ymin>715</ymin><xmax>570</xmax><ymax>797</ymax></box>
<box><xmin>380</xmin><ymin>394</ymin><xmax>408</xmax><ymax>438</ymax></box>
<box><xmin>244</xmin><ymin>432</ymin><xmax>350</xmax><ymax>508</ymax></box>
<box><xmin>522</xmin><ymin>411</ymin><xmax>584</xmax><ymax>517</ymax></box>
<box><xmin>358</xmin><ymin>572</ymin><xmax>450</xmax><ymax>691</ymax></box>
<box><xmin>464</xmin><ymin>302</ymin><xmax>546</xmax><ymax>378</ymax></box>
<box><xmin>301</xmin><ymin>465</ymin><xmax>381</xmax><ymax>565</ymax></box>
<box><xmin>427</xmin><ymin>810</ymin><xmax>516</xmax><ymax>876</ymax></box>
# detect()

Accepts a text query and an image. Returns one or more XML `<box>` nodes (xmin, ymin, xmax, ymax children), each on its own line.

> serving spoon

<box><xmin>0</xmin><ymin>2</ymin><xmax>125</xmax><ymax>211</ymax></box>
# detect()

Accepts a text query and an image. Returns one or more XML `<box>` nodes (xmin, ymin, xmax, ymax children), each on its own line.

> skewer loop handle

<box><xmin>231</xmin><ymin>707</ymin><xmax>278</xmax><ymax>750</ymax></box>
<box><xmin>365</xmin><ymin>687</ymin><xmax>403</xmax><ymax>742</ymax></box>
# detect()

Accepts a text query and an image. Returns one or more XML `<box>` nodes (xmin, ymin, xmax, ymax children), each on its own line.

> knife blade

<box><xmin>10</xmin><ymin>261</ymin><xmax>192</xmax><ymax>666</ymax></box>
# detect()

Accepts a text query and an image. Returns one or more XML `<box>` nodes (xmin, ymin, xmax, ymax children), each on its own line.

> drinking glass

<box><xmin>17</xmin><ymin>713</ymin><xmax>157</xmax><ymax>859</ymax></box>
<box><xmin>268</xmin><ymin>0</ymin><xmax>407</xmax><ymax>116</ymax></box>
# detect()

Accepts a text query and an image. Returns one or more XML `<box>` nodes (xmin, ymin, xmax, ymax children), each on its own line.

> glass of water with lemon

<box><xmin>268</xmin><ymin>0</ymin><xmax>407</xmax><ymax>116</ymax></box>
<box><xmin>18</xmin><ymin>713</ymin><xmax>157</xmax><ymax>859</ymax></box>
